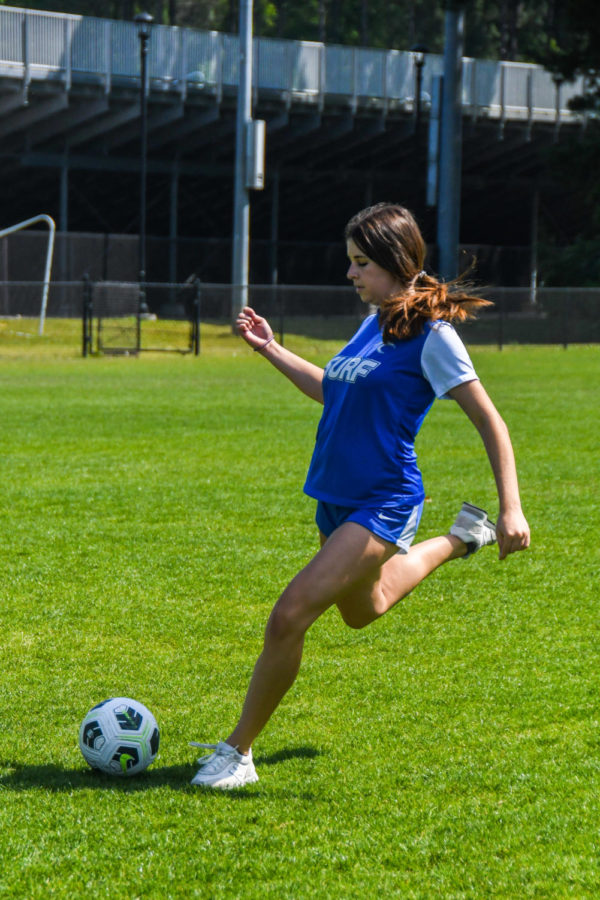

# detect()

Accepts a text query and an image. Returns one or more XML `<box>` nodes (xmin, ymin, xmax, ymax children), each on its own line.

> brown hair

<box><xmin>344</xmin><ymin>202</ymin><xmax>492</xmax><ymax>342</ymax></box>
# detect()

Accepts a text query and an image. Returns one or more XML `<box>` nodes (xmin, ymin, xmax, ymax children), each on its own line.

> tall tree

<box><xmin>318</xmin><ymin>0</ymin><xmax>326</xmax><ymax>43</ymax></box>
<box><xmin>359</xmin><ymin>0</ymin><xmax>369</xmax><ymax>47</ymax></box>
<box><xmin>6</xmin><ymin>0</ymin><xmax>593</xmax><ymax>67</ymax></box>
<box><xmin>532</xmin><ymin>0</ymin><xmax>600</xmax><ymax>285</ymax></box>
<box><xmin>498</xmin><ymin>0</ymin><xmax>519</xmax><ymax>59</ymax></box>
<box><xmin>535</xmin><ymin>0</ymin><xmax>600</xmax><ymax>111</ymax></box>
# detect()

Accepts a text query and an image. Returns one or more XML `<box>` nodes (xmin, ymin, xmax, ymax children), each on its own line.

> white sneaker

<box><xmin>190</xmin><ymin>741</ymin><xmax>258</xmax><ymax>789</ymax></box>
<box><xmin>450</xmin><ymin>502</ymin><xmax>496</xmax><ymax>557</ymax></box>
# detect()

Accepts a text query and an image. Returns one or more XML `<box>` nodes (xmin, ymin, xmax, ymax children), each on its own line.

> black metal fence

<box><xmin>0</xmin><ymin>281</ymin><xmax>599</xmax><ymax>355</ymax></box>
<box><xmin>460</xmin><ymin>287</ymin><xmax>600</xmax><ymax>347</ymax></box>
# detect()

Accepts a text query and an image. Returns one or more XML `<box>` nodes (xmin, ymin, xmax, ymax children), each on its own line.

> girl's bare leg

<box><xmin>227</xmin><ymin>523</ymin><xmax>466</xmax><ymax>753</ymax></box>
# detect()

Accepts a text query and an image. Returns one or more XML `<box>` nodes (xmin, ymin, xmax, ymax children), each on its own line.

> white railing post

<box><xmin>104</xmin><ymin>20</ymin><xmax>112</xmax><ymax>94</ymax></box>
<box><xmin>499</xmin><ymin>62</ymin><xmax>506</xmax><ymax>135</ymax></box>
<box><xmin>318</xmin><ymin>42</ymin><xmax>325</xmax><ymax>111</ymax></box>
<box><xmin>526</xmin><ymin>68</ymin><xmax>533</xmax><ymax>137</ymax></box>
<box><xmin>21</xmin><ymin>11</ymin><xmax>31</xmax><ymax>102</ymax></box>
<box><xmin>216</xmin><ymin>31</ymin><xmax>224</xmax><ymax>103</ymax></box>
<box><xmin>178</xmin><ymin>27</ymin><xmax>187</xmax><ymax>100</ymax></box>
<box><xmin>63</xmin><ymin>17</ymin><xmax>72</xmax><ymax>91</ymax></box>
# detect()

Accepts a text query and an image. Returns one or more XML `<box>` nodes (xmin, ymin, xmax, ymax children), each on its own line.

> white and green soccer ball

<box><xmin>79</xmin><ymin>698</ymin><xmax>160</xmax><ymax>776</ymax></box>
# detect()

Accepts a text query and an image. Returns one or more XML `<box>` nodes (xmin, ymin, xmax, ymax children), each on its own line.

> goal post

<box><xmin>0</xmin><ymin>215</ymin><xmax>56</xmax><ymax>335</ymax></box>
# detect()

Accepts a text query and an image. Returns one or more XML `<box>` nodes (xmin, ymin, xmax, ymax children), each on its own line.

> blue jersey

<box><xmin>303</xmin><ymin>314</ymin><xmax>477</xmax><ymax>507</ymax></box>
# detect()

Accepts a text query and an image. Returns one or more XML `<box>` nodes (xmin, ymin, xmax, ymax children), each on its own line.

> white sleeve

<box><xmin>421</xmin><ymin>321</ymin><xmax>478</xmax><ymax>399</ymax></box>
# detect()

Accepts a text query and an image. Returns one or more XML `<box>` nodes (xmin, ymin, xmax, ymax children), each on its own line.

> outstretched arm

<box><xmin>236</xmin><ymin>307</ymin><xmax>325</xmax><ymax>404</ymax></box>
<box><xmin>449</xmin><ymin>379</ymin><xmax>530</xmax><ymax>560</ymax></box>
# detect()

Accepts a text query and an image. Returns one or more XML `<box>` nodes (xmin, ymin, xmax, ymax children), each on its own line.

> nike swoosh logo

<box><xmin>120</xmin><ymin>753</ymin><xmax>134</xmax><ymax>773</ymax></box>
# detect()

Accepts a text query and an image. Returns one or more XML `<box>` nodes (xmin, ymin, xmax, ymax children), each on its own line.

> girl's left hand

<box><xmin>496</xmin><ymin>509</ymin><xmax>530</xmax><ymax>560</ymax></box>
<box><xmin>235</xmin><ymin>306</ymin><xmax>273</xmax><ymax>350</ymax></box>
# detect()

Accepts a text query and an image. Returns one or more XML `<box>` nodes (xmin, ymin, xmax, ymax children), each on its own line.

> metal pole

<box><xmin>530</xmin><ymin>189</ymin><xmax>539</xmax><ymax>306</ymax></box>
<box><xmin>553</xmin><ymin>74</ymin><xmax>564</xmax><ymax>142</ymax></box>
<box><xmin>169</xmin><ymin>161</ymin><xmax>179</xmax><ymax>311</ymax></box>
<box><xmin>39</xmin><ymin>219</ymin><xmax>55</xmax><ymax>336</ymax></box>
<box><xmin>437</xmin><ymin>2</ymin><xmax>465</xmax><ymax>281</ymax></box>
<box><xmin>415</xmin><ymin>60</ymin><xmax>423</xmax><ymax>134</ymax></box>
<box><xmin>82</xmin><ymin>273</ymin><xmax>92</xmax><ymax>358</ymax></box>
<box><xmin>410</xmin><ymin>45</ymin><xmax>429</xmax><ymax>136</ymax></box>
<box><xmin>410</xmin><ymin>45</ymin><xmax>429</xmax><ymax>206</ymax></box>
<box><xmin>193</xmin><ymin>277</ymin><xmax>201</xmax><ymax>356</ymax></box>
<box><xmin>59</xmin><ymin>156</ymin><xmax>68</xmax><ymax>314</ymax></box>
<box><xmin>231</xmin><ymin>0</ymin><xmax>253</xmax><ymax>319</ymax></box>
<box><xmin>269</xmin><ymin>166</ymin><xmax>280</xmax><ymax>286</ymax></box>
<box><xmin>59</xmin><ymin>158</ymin><xmax>68</xmax><ymax>233</ymax></box>
<box><xmin>269</xmin><ymin>167</ymin><xmax>284</xmax><ymax>344</ymax></box>
<box><xmin>135</xmin><ymin>12</ymin><xmax>153</xmax><ymax>326</ymax></box>
<box><xmin>169</xmin><ymin>161</ymin><xmax>179</xmax><ymax>286</ymax></box>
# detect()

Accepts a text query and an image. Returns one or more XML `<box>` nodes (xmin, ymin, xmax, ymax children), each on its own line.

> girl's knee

<box><xmin>265</xmin><ymin>590</ymin><xmax>309</xmax><ymax>642</ymax></box>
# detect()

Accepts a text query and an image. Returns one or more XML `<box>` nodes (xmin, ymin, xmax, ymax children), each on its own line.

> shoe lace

<box><xmin>189</xmin><ymin>741</ymin><xmax>220</xmax><ymax>767</ymax></box>
<box><xmin>189</xmin><ymin>741</ymin><xmax>243</xmax><ymax>775</ymax></box>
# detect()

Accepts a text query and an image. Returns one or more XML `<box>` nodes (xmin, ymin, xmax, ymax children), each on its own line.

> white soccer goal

<box><xmin>0</xmin><ymin>214</ymin><xmax>56</xmax><ymax>335</ymax></box>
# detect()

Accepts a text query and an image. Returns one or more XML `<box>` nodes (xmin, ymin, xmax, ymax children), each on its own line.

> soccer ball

<box><xmin>79</xmin><ymin>697</ymin><xmax>160</xmax><ymax>777</ymax></box>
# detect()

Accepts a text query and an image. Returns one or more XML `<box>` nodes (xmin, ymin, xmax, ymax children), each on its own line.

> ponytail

<box><xmin>378</xmin><ymin>270</ymin><xmax>493</xmax><ymax>343</ymax></box>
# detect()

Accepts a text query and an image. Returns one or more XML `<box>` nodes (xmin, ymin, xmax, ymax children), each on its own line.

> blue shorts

<box><xmin>315</xmin><ymin>499</ymin><xmax>424</xmax><ymax>554</ymax></box>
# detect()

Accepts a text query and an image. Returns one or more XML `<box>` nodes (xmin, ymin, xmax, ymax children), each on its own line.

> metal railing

<box><xmin>0</xmin><ymin>5</ymin><xmax>585</xmax><ymax>121</ymax></box>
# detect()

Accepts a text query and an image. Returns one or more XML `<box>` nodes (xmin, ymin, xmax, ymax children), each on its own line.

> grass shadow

<box><xmin>254</xmin><ymin>745</ymin><xmax>320</xmax><ymax>767</ymax></box>
<box><xmin>0</xmin><ymin>761</ymin><xmax>193</xmax><ymax>792</ymax></box>
<box><xmin>0</xmin><ymin>746</ymin><xmax>321</xmax><ymax>793</ymax></box>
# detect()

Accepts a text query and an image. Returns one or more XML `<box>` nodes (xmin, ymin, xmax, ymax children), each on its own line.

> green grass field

<box><xmin>0</xmin><ymin>322</ymin><xmax>598</xmax><ymax>898</ymax></box>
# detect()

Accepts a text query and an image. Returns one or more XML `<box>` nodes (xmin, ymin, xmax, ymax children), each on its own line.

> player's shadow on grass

<box><xmin>254</xmin><ymin>746</ymin><xmax>319</xmax><ymax>767</ymax></box>
<box><xmin>0</xmin><ymin>747</ymin><xmax>320</xmax><ymax>793</ymax></box>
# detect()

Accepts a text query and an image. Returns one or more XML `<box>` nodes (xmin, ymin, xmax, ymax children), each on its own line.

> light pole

<box><xmin>410</xmin><ymin>44</ymin><xmax>429</xmax><ymax>136</ymax></box>
<box><xmin>437</xmin><ymin>1</ymin><xmax>466</xmax><ymax>281</ymax></box>
<box><xmin>552</xmin><ymin>72</ymin><xmax>565</xmax><ymax>141</ymax></box>
<box><xmin>135</xmin><ymin>11</ymin><xmax>154</xmax><ymax>325</ymax></box>
<box><xmin>231</xmin><ymin>0</ymin><xmax>253</xmax><ymax>319</ymax></box>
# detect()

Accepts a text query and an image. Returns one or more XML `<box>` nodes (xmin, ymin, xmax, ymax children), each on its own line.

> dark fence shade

<box><xmin>0</xmin><ymin>229</ymin><xmax>535</xmax><ymax>289</ymax></box>
<box><xmin>0</xmin><ymin>281</ymin><xmax>599</xmax><ymax>352</ymax></box>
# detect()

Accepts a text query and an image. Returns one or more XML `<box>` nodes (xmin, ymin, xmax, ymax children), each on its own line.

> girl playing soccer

<box><xmin>191</xmin><ymin>202</ymin><xmax>530</xmax><ymax>788</ymax></box>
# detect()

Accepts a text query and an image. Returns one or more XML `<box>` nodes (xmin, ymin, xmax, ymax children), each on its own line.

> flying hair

<box><xmin>344</xmin><ymin>202</ymin><xmax>493</xmax><ymax>342</ymax></box>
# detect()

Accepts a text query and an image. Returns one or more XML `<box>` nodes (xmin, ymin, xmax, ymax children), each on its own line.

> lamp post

<box><xmin>231</xmin><ymin>0</ymin><xmax>254</xmax><ymax>320</ymax></box>
<box><xmin>552</xmin><ymin>72</ymin><xmax>565</xmax><ymax>141</ymax></box>
<box><xmin>410</xmin><ymin>44</ymin><xmax>429</xmax><ymax>135</ymax></box>
<box><xmin>135</xmin><ymin>11</ymin><xmax>154</xmax><ymax>325</ymax></box>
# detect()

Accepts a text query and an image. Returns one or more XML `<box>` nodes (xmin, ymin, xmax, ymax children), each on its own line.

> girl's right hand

<box><xmin>235</xmin><ymin>306</ymin><xmax>274</xmax><ymax>351</ymax></box>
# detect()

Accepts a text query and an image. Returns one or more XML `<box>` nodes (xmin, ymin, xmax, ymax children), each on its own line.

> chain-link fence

<box><xmin>0</xmin><ymin>281</ymin><xmax>599</xmax><ymax>355</ymax></box>
<box><xmin>460</xmin><ymin>287</ymin><xmax>600</xmax><ymax>347</ymax></box>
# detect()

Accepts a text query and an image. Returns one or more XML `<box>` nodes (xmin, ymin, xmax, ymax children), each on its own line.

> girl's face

<box><xmin>346</xmin><ymin>239</ymin><xmax>403</xmax><ymax>306</ymax></box>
